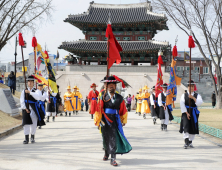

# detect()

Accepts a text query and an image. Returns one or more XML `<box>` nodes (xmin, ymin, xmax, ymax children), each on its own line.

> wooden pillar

<box><xmin>131</xmin><ymin>59</ymin><xmax>134</xmax><ymax>65</ymax></box>
<box><xmin>79</xmin><ymin>58</ymin><xmax>82</xmax><ymax>65</ymax></box>
<box><xmin>84</xmin><ymin>60</ymin><xmax>86</xmax><ymax>65</ymax></box>
<box><xmin>98</xmin><ymin>58</ymin><xmax>100</xmax><ymax>65</ymax></box>
<box><xmin>151</xmin><ymin>57</ymin><xmax>154</xmax><ymax>65</ymax></box>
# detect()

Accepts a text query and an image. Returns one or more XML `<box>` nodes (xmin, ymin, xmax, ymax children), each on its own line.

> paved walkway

<box><xmin>0</xmin><ymin>111</ymin><xmax>222</xmax><ymax>170</ymax></box>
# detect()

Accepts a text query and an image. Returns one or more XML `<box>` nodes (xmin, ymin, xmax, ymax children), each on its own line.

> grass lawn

<box><xmin>173</xmin><ymin>109</ymin><xmax>222</xmax><ymax>130</ymax></box>
<box><xmin>0</xmin><ymin>111</ymin><xmax>22</xmax><ymax>133</ymax></box>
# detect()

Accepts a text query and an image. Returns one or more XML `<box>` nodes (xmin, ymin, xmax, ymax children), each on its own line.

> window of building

<box><xmin>185</xmin><ymin>66</ymin><xmax>190</xmax><ymax>71</ymax></box>
<box><xmin>104</xmin><ymin>37</ymin><xmax>108</xmax><ymax>41</ymax></box>
<box><xmin>195</xmin><ymin>66</ymin><xmax>200</xmax><ymax>73</ymax></box>
<box><xmin>90</xmin><ymin>37</ymin><xmax>97</xmax><ymax>41</ymax></box>
<box><xmin>116</xmin><ymin>37</ymin><xmax>120</xmax><ymax>40</ymax></box>
<box><xmin>203</xmin><ymin>67</ymin><xmax>209</xmax><ymax>74</ymax></box>
<box><xmin>138</xmin><ymin>36</ymin><xmax>145</xmax><ymax>41</ymax></box>
<box><xmin>176</xmin><ymin>66</ymin><xmax>183</xmax><ymax>71</ymax></box>
<box><xmin>123</xmin><ymin>37</ymin><xmax>130</xmax><ymax>41</ymax></box>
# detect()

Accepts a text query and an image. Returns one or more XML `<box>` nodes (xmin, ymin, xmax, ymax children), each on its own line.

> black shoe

<box><xmin>189</xmin><ymin>141</ymin><xmax>194</xmax><ymax>148</ymax></box>
<box><xmin>38</xmin><ymin>126</ymin><xmax>41</xmax><ymax>129</ymax></box>
<box><xmin>103</xmin><ymin>155</ymin><xmax>109</xmax><ymax>161</ymax></box>
<box><xmin>110</xmin><ymin>159</ymin><xmax>118</xmax><ymax>166</ymax></box>
<box><xmin>47</xmin><ymin>116</ymin><xmax>49</xmax><ymax>122</ymax></box>
<box><xmin>153</xmin><ymin>118</ymin><xmax>156</xmax><ymax>125</ymax></box>
<box><xmin>135</xmin><ymin>112</ymin><xmax>138</xmax><ymax>114</ymax></box>
<box><xmin>164</xmin><ymin>124</ymin><xmax>167</xmax><ymax>131</ymax></box>
<box><xmin>73</xmin><ymin>111</ymin><xmax>75</xmax><ymax>115</ymax></box>
<box><xmin>76</xmin><ymin>111</ymin><xmax>78</xmax><ymax>115</ymax></box>
<box><xmin>52</xmin><ymin>116</ymin><xmax>55</xmax><ymax>122</ymax></box>
<box><xmin>184</xmin><ymin>138</ymin><xmax>189</xmax><ymax>149</ymax></box>
<box><xmin>69</xmin><ymin>113</ymin><xmax>71</xmax><ymax>116</ymax></box>
<box><xmin>31</xmin><ymin>135</ymin><xmax>35</xmax><ymax>143</ymax></box>
<box><xmin>91</xmin><ymin>114</ymin><xmax>93</xmax><ymax>119</ymax></box>
<box><xmin>138</xmin><ymin>112</ymin><xmax>141</xmax><ymax>116</ymax></box>
<box><xmin>23</xmin><ymin>135</ymin><xmax>29</xmax><ymax>144</ymax></box>
<box><xmin>60</xmin><ymin>113</ymin><xmax>63</xmax><ymax>116</ymax></box>
<box><xmin>65</xmin><ymin>112</ymin><xmax>67</xmax><ymax>116</ymax></box>
<box><xmin>143</xmin><ymin>114</ymin><xmax>146</xmax><ymax>119</ymax></box>
<box><xmin>161</xmin><ymin>124</ymin><xmax>163</xmax><ymax>131</ymax></box>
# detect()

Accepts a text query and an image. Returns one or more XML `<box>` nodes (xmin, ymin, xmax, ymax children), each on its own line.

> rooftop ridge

<box><xmin>91</xmin><ymin>2</ymin><xmax>151</xmax><ymax>9</ymax></box>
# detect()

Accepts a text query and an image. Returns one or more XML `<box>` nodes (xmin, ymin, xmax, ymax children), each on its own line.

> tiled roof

<box><xmin>65</xmin><ymin>2</ymin><xmax>166</xmax><ymax>24</ymax></box>
<box><xmin>59</xmin><ymin>40</ymin><xmax>169</xmax><ymax>53</ymax></box>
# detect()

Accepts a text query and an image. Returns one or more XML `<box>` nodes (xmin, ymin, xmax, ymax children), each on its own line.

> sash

<box><xmin>25</xmin><ymin>100</ymin><xmax>41</xmax><ymax>121</ymax></box>
<box><xmin>185</xmin><ymin>105</ymin><xmax>200</xmax><ymax>129</ymax></box>
<box><xmin>74</xmin><ymin>96</ymin><xmax>78</xmax><ymax>109</ymax></box>
<box><xmin>92</xmin><ymin>97</ymin><xmax>98</xmax><ymax>100</ymax></box>
<box><xmin>37</xmin><ymin>101</ymin><xmax>46</xmax><ymax>116</ymax></box>
<box><xmin>50</xmin><ymin>96</ymin><xmax>57</xmax><ymax>108</ymax></box>
<box><xmin>162</xmin><ymin>101</ymin><xmax>173</xmax><ymax>112</ymax></box>
<box><xmin>66</xmin><ymin>97</ymin><xmax>74</xmax><ymax>110</ymax></box>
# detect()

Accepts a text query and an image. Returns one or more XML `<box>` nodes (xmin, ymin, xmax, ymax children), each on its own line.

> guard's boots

<box><xmin>76</xmin><ymin>111</ymin><xmax>78</xmax><ymax>115</ymax></box>
<box><xmin>60</xmin><ymin>113</ymin><xmax>63</xmax><ymax>116</ymax></box>
<box><xmin>23</xmin><ymin>135</ymin><xmax>29</xmax><ymax>144</ymax></box>
<box><xmin>110</xmin><ymin>154</ymin><xmax>118</xmax><ymax>166</ymax></box>
<box><xmin>65</xmin><ymin>112</ymin><xmax>67</xmax><ymax>116</ymax></box>
<box><xmin>153</xmin><ymin>118</ymin><xmax>156</xmax><ymax>125</ymax></box>
<box><xmin>69</xmin><ymin>113</ymin><xmax>71</xmax><ymax>116</ymax></box>
<box><xmin>91</xmin><ymin>114</ymin><xmax>93</xmax><ymax>119</ymax></box>
<box><xmin>31</xmin><ymin>135</ymin><xmax>35</xmax><ymax>143</ymax></box>
<box><xmin>184</xmin><ymin>138</ymin><xmax>189</xmax><ymax>149</ymax></box>
<box><xmin>161</xmin><ymin>124</ymin><xmax>164</xmax><ymax>131</ymax></box>
<box><xmin>164</xmin><ymin>124</ymin><xmax>167</xmax><ymax>131</ymax></box>
<box><xmin>143</xmin><ymin>114</ymin><xmax>146</xmax><ymax>119</ymax></box>
<box><xmin>52</xmin><ymin>116</ymin><xmax>55</xmax><ymax>122</ymax></box>
<box><xmin>189</xmin><ymin>140</ymin><xmax>194</xmax><ymax>148</ymax></box>
<box><xmin>138</xmin><ymin>112</ymin><xmax>141</xmax><ymax>116</ymax></box>
<box><xmin>47</xmin><ymin>116</ymin><xmax>49</xmax><ymax>122</ymax></box>
<box><xmin>135</xmin><ymin>112</ymin><xmax>138</xmax><ymax>114</ymax></box>
<box><xmin>73</xmin><ymin>111</ymin><xmax>75</xmax><ymax>115</ymax></box>
<box><xmin>38</xmin><ymin>126</ymin><xmax>42</xmax><ymax>129</ymax></box>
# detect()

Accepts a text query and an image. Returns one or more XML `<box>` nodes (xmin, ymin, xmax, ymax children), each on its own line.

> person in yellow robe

<box><xmin>64</xmin><ymin>86</ymin><xmax>74</xmax><ymax>117</ymax></box>
<box><xmin>135</xmin><ymin>89</ymin><xmax>143</xmax><ymax>116</ymax></box>
<box><xmin>141</xmin><ymin>85</ymin><xmax>151</xmax><ymax>119</ymax></box>
<box><xmin>72</xmin><ymin>86</ymin><xmax>83</xmax><ymax>115</ymax></box>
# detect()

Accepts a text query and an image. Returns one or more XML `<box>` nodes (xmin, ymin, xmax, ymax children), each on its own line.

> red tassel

<box><xmin>32</xmin><ymin>37</ymin><xmax>37</xmax><ymax>47</ymax></box>
<box><xmin>44</xmin><ymin>50</ymin><xmax>49</xmax><ymax>59</ymax></box>
<box><xmin>188</xmin><ymin>36</ymin><xmax>195</xmax><ymax>48</ymax></box>
<box><xmin>18</xmin><ymin>33</ymin><xmax>24</xmax><ymax>46</ymax></box>
<box><xmin>158</xmin><ymin>55</ymin><xmax>164</xmax><ymax>65</ymax></box>
<box><xmin>172</xmin><ymin>45</ymin><xmax>178</xmax><ymax>57</ymax></box>
<box><xmin>113</xmin><ymin>75</ymin><xmax>126</xmax><ymax>88</ymax></box>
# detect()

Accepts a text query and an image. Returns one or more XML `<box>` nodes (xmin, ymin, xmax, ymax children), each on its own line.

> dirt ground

<box><xmin>173</xmin><ymin>109</ymin><xmax>222</xmax><ymax>130</ymax></box>
<box><xmin>0</xmin><ymin>111</ymin><xmax>22</xmax><ymax>133</ymax></box>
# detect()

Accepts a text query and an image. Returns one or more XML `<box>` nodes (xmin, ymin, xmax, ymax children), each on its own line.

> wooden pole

<box><xmin>34</xmin><ymin>46</ymin><xmax>37</xmax><ymax>88</ymax></box>
<box><xmin>21</xmin><ymin>46</ymin><xmax>29</xmax><ymax>110</ymax></box>
<box><xmin>106</xmin><ymin>34</ymin><xmax>110</xmax><ymax>79</ymax></box>
<box><xmin>189</xmin><ymin>47</ymin><xmax>192</xmax><ymax>115</ymax></box>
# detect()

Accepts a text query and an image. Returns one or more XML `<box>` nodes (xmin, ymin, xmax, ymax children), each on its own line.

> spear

<box><xmin>32</xmin><ymin>36</ymin><xmax>37</xmax><ymax>88</ymax></box>
<box><xmin>18</xmin><ymin>33</ymin><xmax>29</xmax><ymax>111</ymax></box>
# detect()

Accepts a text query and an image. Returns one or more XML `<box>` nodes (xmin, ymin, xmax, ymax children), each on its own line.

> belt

<box><xmin>104</xmin><ymin>108</ymin><xmax>129</xmax><ymax>144</ymax></box>
<box><xmin>162</xmin><ymin>101</ymin><xmax>173</xmax><ymax>111</ymax></box>
<box><xmin>50</xmin><ymin>96</ymin><xmax>57</xmax><ymax>108</ymax></box>
<box><xmin>143</xmin><ymin>98</ymin><xmax>149</xmax><ymax>100</ymax></box>
<box><xmin>92</xmin><ymin>97</ymin><xmax>98</xmax><ymax>101</ymax></box>
<box><xmin>185</xmin><ymin>105</ymin><xmax>200</xmax><ymax>129</ymax></box>
<box><xmin>74</xmin><ymin>96</ymin><xmax>78</xmax><ymax>108</ymax></box>
<box><xmin>37</xmin><ymin>101</ymin><xmax>46</xmax><ymax>116</ymax></box>
<box><xmin>66</xmin><ymin>97</ymin><xmax>74</xmax><ymax>110</ymax></box>
<box><xmin>25</xmin><ymin>100</ymin><xmax>41</xmax><ymax>121</ymax></box>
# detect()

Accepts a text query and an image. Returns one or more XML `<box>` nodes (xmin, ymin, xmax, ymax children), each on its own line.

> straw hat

<box><xmin>73</xmin><ymin>85</ymin><xmax>78</xmax><ymax>89</ymax></box>
<box><xmin>67</xmin><ymin>86</ymin><xmax>71</xmax><ymax>89</ymax></box>
<box><xmin>142</xmin><ymin>85</ymin><xmax>149</xmax><ymax>90</ymax></box>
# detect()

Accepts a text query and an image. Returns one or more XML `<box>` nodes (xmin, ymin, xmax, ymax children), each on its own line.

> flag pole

<box><xmin>106</xmin><ymin>12</ymin><xmax>111</xmax><ymax>79</ymax></box>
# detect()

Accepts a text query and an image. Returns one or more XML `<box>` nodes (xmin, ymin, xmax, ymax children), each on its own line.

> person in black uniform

<box><xmin>20</xmin><ymin>75</ymin><xmax>46</xmax><ymax>144</ymax></box>
<box><xmin>179</xmin><ymin>80</ymin><xmax>203</xmax><ymax>149</ymax></box>
<box><xmin>150</xmin><ymin>86</ymin><xmax>159</xmax><ymax>124</ymax></box>
<box><xmin>55</xmin><ymin>85</ymin><xmax>62</xmax><ymax>116</ymax></box>
<box><xmin>46</xmin><ymin>89</ymin><xmax>57</xmax><ymax>122</ymax></box>
<box><xmin>95</xmin><ymin>76</ymin><xmax>132</xmax><ymax>166</ymax></box>
<box><xmin>158</xmin><ymin>83</ymin><xmax>174</xmax><ymax>131</ymax></box>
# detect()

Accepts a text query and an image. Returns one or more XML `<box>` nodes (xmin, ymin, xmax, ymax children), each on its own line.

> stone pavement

<box><xmin>0</xmin><ymin>111</ymin><xmax>222</xmax><ymax>170</ymax></box>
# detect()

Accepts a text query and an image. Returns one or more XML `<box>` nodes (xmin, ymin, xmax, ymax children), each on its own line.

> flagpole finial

<box><xmin>175</xmin><ymin>35</ymin><xmax>178</xmax><ymax>45</ymax></box>
<box><xmin>107</xmin><ymin>12</ymin><xmax>111</xmax><ymax>25</ymax></box>
<box><xmin>158</xmin><ymin>47</ymin><xmax>163</xmax><ymax>56</ymax></box>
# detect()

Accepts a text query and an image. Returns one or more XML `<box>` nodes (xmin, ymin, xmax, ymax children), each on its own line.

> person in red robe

<box><xmin>88</xmin><ymin>83</ymin><xmax>99</xmax><ymax>119</ymax></box>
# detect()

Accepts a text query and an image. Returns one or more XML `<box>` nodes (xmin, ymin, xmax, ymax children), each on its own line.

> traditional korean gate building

<box><xmin>59</xmin><ymin>1</ymin><xmax>171</xmax><ymax>65</ymax></box>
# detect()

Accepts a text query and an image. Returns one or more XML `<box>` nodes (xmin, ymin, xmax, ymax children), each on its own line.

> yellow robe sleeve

<box><xmin>120</xmin><ymin>112</ymin><xmax>128</xmax><ymax>124</ymax></box>
<box><xmin>94</xmin><ymin>111</ymin><xmax>102</xmax><ymax>126</ymax></box>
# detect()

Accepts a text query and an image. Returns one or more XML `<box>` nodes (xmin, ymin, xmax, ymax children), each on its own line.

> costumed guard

<box><xmin>158</xmin><ymin>83</ymin><xmax>174</xmax><ymax>131</ymax></box>
<box><xmin>20</xmin><ymin>75</ymin><xmax>45</xmax><ymax>144</ymax></box>
<box><xmin>46</xmin><ymin>89</ymin><xmax>57</xmax><ymax>122</ymax></box>
<box><xmin>64</xmin><ymin>86</ymin><xmax>74</xmax><ymax>116</ymax></box>
<box><xmin>36</xmin><ymin>83</ymin><xmax>47</xmax><ymax>129</ymax></box>
<box><xmin>141</xmin><ymin>85</ymin><xmax>151</xmax><ymax>119</ymax></box>
<box><xmin>150</xmin><ymin>86</ymin><xmax>159</xmax><ymax>125</ymax></box>
<box><xmin>72</xmin><ymin>86</ymin><xmax>82</xmax><ymax>115</ymax></box>
<box><xmin>179</xmin><ymin>80</ymin><xmax>203</xmax><ymax>149</ymax></box>
<box><xmin>94</xmin><ymin>76</ymin><xmax>132</xmax><ymax>166</ymax></box>
<box><xmin>88</xmin><ymin>83</ymin><xmax>99</xmax><ymax>119</ymax></box>
<box><xmin>56</xmin><ymin>85</ymin><xmax>62</xmax><ymax>116</ymax></box>
<box><xmin>135</xmin><ymin>89</ymin><xmax>143</xmax><ymax>115</ymax></box>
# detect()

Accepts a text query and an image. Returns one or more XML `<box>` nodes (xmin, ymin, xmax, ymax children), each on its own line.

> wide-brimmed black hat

<box><xmin>187</xmin><ymin>80</ymin><xmax>195</xmax><ymax>85</ymax></box>
<box><xmin>38</xmin><ymin>83</ymin><xmax>44</xmax><ymax>86</ymax></box>
<box><xmin>161</xmin><ymin>83</ymin><xmax>168</xmax><ymax>88</ymax></box>
<box><xmin>151</xmin><ymin>86</ymin><xmax>155</xmax><ymax>90</ymax></box>
<box><xmin>27</xmin><ymin>75</ymin><xmax>35</xmax><ymax>81</ymax></box>
<box><xmin>100</xmin><ymin>76</ymin><xmax>120</xmax><ymax>83</ymax></box>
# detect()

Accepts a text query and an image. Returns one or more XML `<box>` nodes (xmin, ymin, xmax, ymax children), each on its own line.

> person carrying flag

<box><xmin>64</xmin><ymin>85</ymin><xmax>74</xmax><ymax>116</ymax></box>
<box><xmin>150</xmin><ymin>86</ymin><xmax>159</xmax><ymax>125</ymax></box>
<box><xmin>46</xmin><ymin>88</ymin><xmax>57</xmax><ymax>122</ymax></box>
<box><xmin>158</xmin><ymin>83</ymin><xmax>174</xmax><ymax>131</ymax></box>
<box><xmin>179</xmin><ymin>80</ymin><xmax>203</xmax><ymax>149</ymax></box>
<box><xmin>88</xmin><ymin>83</ymin><xmax>99</xmax><ymax>119</ymax></box>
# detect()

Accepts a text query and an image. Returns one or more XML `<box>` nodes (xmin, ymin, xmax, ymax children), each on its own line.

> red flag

<box><xmin>155</xmin><ymin>55</ymin><xmax>164</xmax><ymax>98</ymax></box>
<box><xmin>172</xmin><ymin>45</ymin><xmax>178</xmax><ymax>58</ymax></box>
<box><xmin>106</xmin><ymin>24</ymin><xmax>123</xmax><ymax>69</ymax></box>
<box><xmin>32</xmin><ymin>37</ymin><xmax>37</xmax><ymax>47</ymax></box>
<box><xmin>188</xmin><ymin>36</ymin><xmax>195</xmax><ymax>48</ymax></box>
<box><xmin>18</xmin><ymin>33</ymin><xmax>24</xmax><ymax>46</ymax></box>
<box><xmin>44</xmin><ymin>50</ymin><xmax>49</xmax><ymax>59</ymax></box>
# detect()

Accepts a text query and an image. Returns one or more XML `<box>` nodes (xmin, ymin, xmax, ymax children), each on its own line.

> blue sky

<box><xmin>0</xmin><ymin>0</ymin><xmax>200</xmax><ymax>64</ymax></box>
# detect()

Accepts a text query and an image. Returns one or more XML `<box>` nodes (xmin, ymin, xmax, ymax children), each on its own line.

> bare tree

<box><xmin>152</xmin><ymin>0</ymin><xmax>222</xmax><ymax>109</ymax></box>
<box><xmin>0</xmin><ymin>0</ymin><xmax>53</xmax><ymax>51</ymax></box>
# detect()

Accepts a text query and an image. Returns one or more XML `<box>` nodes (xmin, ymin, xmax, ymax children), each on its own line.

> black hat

<box><xmin>100</xmin><ymin>76</ymin><xmax>107</xmax><ymax>83</ymax></box>
<box><xmin>187</xmin><ymin>80</ymin><xmax>195</xmax><ymax>85</ymax></box>
<box><xmin>27</xmin><ymin>75</ymin><xmax>35</xmax><ymax>81</ymax></box>
<box><xmin>100</xmin><ymin>76</ymin><xmax>120</xmax><ymax>83</ymax></box>
<box><xmin>38</xmin><ymin>83</ymin><xmax>44</xmax><ymax>86</ymax></box>
<box><xmin>161</xmin><ymin>83</ymin><xmax>168</xmax><ymax>88</ymax></box>
<box><xmin>151</xmin><ymin>86</ymin><xmax>155</xmax><ymax>90</ymax></box>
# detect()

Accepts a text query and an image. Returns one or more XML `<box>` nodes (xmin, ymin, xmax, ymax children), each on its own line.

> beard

<box><xmin>109</xmin><ymin>88</ymin><xmax>115</xmax><ymax>94</ymax></box>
